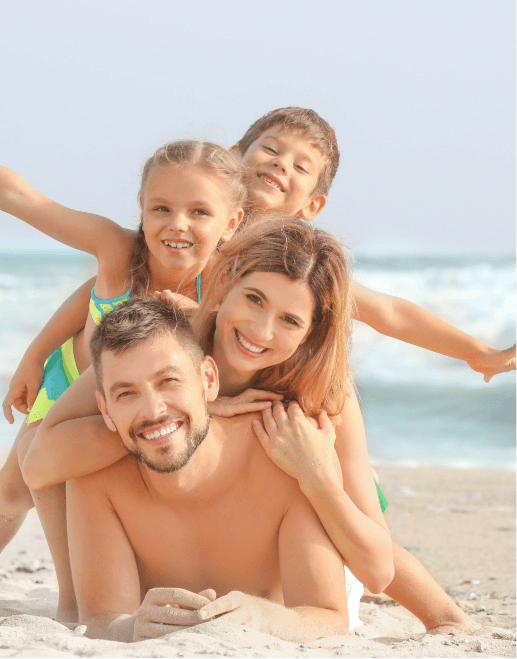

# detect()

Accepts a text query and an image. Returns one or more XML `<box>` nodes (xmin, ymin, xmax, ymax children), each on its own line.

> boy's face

<box><xmin>240</xmin><ymin>126</ymin><xmax>327</xmax><ymax>220</ymax></box>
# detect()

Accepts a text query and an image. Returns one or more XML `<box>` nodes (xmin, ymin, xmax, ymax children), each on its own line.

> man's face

<box><xmin>241</xmin><ymin>126</ymin><xmax>327</xmax><ymax>220</ymax></box>
<box><xmin>96</xmin><ymin>334</ymin><xmax>216</xmax><ymax>474</ymax></box>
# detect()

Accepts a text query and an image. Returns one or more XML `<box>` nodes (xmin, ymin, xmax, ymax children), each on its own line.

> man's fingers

<box><xmin>145</xmin><ymin>587</ymin><xmax>211</xmax><ymax>610</ymax></box>
<box><xmin>146</xmin><ymin>603</ymin><xmax>205</xmax><ymax>626</ymax></box>
<box><xmin>198</xmin><ymin>592</ymin><xmax>242</xmax><ymax>621</ymax></box>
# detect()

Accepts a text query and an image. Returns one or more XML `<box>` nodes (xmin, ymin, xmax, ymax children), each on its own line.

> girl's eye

<box><xmin>155</xmin><ymin>206</ymin><xmax>169</xmax><ymax>212</ymax></box>
<box><xmin>192</xmin><ymin>209</ymin><xmax>209</xmax><ymax>216</ymax></box>
<box><xmin>246</xmin><ymin>293</ymin><xmax>262</xmax><ymax>305</ymax></box>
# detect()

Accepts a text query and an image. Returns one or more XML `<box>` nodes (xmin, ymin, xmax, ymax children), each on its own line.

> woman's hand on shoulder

<box><xmin>252</xmin><ymin>401</ymin><xmax>339</xmax><ymax>486</ymax></box>
<box><xmin>154</xmin><ymin>289</ymin><xmax>200</xmax><ymax>317</ymax></box>
<box><xmin>208</xmin><ymin>389</ymin><xmax>283</xmax><ymax>418</ymax></box>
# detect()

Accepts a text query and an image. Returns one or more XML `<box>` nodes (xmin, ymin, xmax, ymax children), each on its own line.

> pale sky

<box><xmin>0</xmin><ymin>0</ymin><xmax>514</xmax><ymax>253</ymax></box>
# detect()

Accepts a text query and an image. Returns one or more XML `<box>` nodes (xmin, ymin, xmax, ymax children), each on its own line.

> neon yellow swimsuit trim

<box><xmin>27</xmin><ymin>288</ymin><xmax>132</xmax><ymax>425</ymax></box>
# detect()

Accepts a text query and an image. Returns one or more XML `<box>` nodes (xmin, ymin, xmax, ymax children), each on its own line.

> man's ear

<box><xmin>299</xmin><ymin>194</ymin><xmax>327</xmax><ymax>221</ymax></box>
<box><xmin>220</xmin><ymin>208</ymin><xmax>244</xmax><ymax>242</ymax></box>
<box><xmin>201</xmin><ymin>356</ymin><xmax>219</xmax><ymax>402</ymax></box>
<box><xmin>95</xmin><ymin>391</ymin><xmax>117</xmax><ymax>433</ymax></box>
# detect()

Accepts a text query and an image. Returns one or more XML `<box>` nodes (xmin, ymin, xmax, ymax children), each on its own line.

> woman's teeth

<box><xmin>164</xmin><ymin>241</ymin><xmax>191</xmax><ymax>249</ymax></box>
<box><xmin>236</xmin><ymin>330</ymin><xmax>267</xmax><ymax>354</ymax></box>
<box><xmin>143</xmin><ymin>422</ymin><xmax>179</xmax><ymax>440</ymax></box>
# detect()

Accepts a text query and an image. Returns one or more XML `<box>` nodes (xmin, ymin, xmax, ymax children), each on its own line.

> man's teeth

<box><xmin>259</xmin><ymin>174</ymin><xmax>282</xmax><ymax>191</ymax></box>
<box><xmin>143</xmin><ymin>422</ymin><xmax>179</xmax><ymax>440</ymax></box>
<box><xmin>236</xmin><ymin>330</ymin><xmax>267</xmax><ymax>354</ymax></box>
<box><xmin>164</xmin><ymin>241</ymin><xmax>191</xmax><ymax>249</ymax></box>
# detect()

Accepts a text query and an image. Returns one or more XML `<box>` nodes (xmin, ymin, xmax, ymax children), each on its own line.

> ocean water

<box><xmin>0</xmin><ymin>250</ymin><xmax>515</xmax><ymax>469</ymax></box>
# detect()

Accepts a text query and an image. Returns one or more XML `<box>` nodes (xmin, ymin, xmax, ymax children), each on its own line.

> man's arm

<box><xmin>3</xmin><ymin>277</ymin><xmax>95</xmax><ymax>422</ymax></box>
<box><xmin>22</xmin><ymin>366</ymin><xmax>127</xmax><ymax>489</ymax></box>
<box><xmin>68</xmin><ymin>475</ymin><xmax>213</xmax><ymax>641</ymax></box>
<box><xmin>352</xmin><ymin>281</ymin><xmax>515</xmax><ymax>382</ymax></box>
<box><xmin>199</xmin><ymin>494</ymin><xmax>350</xmax><ymax>643</ymax></box>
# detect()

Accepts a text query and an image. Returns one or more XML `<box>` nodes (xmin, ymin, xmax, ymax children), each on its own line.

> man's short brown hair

<box><xmin>90</xmin><ymin>297</ymin><xmax>204</xmax><ymax>394</ymax></box>
<box><xmin>237</xmin><ymin>107</ymin><xmax>340</xmax><ymax>196</ymax></box>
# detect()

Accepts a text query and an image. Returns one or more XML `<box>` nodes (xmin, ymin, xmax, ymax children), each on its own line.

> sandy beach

<box><xmin>0</xmin><ymin>464</ymin><xmax>514</xmax><ymax>658</ymax></box>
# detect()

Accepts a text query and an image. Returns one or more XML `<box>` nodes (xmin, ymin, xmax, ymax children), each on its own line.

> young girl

<box><xmin>0</xmin><ymin>140</ymin><xmax>258</xmax><ymax>621</ymax></box>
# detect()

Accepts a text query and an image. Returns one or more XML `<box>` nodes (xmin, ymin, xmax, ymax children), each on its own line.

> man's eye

<box><xmin>161</xmin><ymin>378</ymin><xmax>177</xmax><ymax>386</ymax></box>
<box><xmin>118</xmin><ymin>391</ymin><xmax>134</xmax><ymax>399</ymax></box>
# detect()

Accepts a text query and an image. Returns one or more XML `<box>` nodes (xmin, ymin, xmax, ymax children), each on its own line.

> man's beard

<box><xmin>122</xmin><ymin>407</ymin><xmax>210</xmax><ymax>474</ymax></box>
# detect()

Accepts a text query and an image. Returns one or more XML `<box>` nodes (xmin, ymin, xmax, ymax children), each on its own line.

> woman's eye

<box><xmin>283</xmin><ymin>316</ymin><xmax>299</xmax><ymax>327</ymax></box>
<box><xmin>246</xmin><ymin>293</ymin><xmax>262</xmax><ymax>305</ymax></box>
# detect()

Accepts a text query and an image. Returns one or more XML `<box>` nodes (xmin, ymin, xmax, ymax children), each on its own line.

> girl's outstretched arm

<box><xmin>352</xmin><ymin>281</ymin><xmax>515</xmax><ymax>382</ymax></box>
<box><xmin>22</xmin><ymin>366</ymin><xmax>127</xmax><ymax>490</ymax></box>
<box><xmin>0</xmin><ymin>165</ymin><xmax>130</xmax><ymax>259</ymax></box>
<box><xmin>3</xmin><ymin>277</ymin><xmax>95</xmax><ymax>422</ymax></box>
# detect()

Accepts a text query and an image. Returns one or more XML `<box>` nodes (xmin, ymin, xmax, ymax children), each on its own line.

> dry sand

<box><xmin>0</xmin><ymin>465</ymin><xmax>514</xmax><ymax>658</ymax></box>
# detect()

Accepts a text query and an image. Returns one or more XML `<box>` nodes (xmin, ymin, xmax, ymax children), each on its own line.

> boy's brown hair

<box><xmin>237</xmin><ymin>107</ymin><xmax>340</xmax><ymax>196</ymax></box>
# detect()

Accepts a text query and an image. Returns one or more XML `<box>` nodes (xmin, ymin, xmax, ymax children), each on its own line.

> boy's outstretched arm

<box><xmin>0</xmin><ymin>165</ymin><xmax>129</xmax><ymax>257</ymax></box>
<box><xmin>2</xmin><ymin>276</ymin><xmax>96</xmax><ymax>422</ymax></box>
<box><xmin>352</xmin><ymin>281</ymin><xmax>515</xmax><ymax>382</ymax></box>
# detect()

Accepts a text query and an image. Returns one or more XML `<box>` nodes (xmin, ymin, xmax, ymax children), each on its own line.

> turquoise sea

<box><xmin>0</xmin><ymin>251</ymin><xmax>515</xmax><ymax>469</ymax></box>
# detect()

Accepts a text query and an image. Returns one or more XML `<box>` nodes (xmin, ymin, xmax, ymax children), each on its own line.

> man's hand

<box><xmin>2</xmin><ymin>355</ymin><xmax>44</xmax><ymax>423</ymax></box>
<box><xmin>133</xmin><ymin>588</ymin><xmax>216</xmax><ymax>641</ymax></box>
<box><xmin>252</xmin><ymin>401</ymin><xmax>339</xmax><ymax>487</ymax></box>
<box><xmin>198</xmin><ymin>591</ymin><xmax>263</xmax><ymax>629</ymax></box>
<box><xmin>467</xmin><ymin>344</ymin><xmax>516</xmax><ymax>383</ymax></box>
<box><xmin>208</xmin><ymin>389</ymin><xmax>284</xmax><ymax>418</ymax></box>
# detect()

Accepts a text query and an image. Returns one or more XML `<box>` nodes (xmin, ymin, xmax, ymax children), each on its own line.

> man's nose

<box><xmin>140</xmin><ymin>387</ymin><xmax>167</xmax><ymax>419</ymax></box>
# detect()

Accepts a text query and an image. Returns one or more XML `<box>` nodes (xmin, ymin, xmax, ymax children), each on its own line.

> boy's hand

<box><xmin>2</xmin><ymin>357</ymin><xmax>44</xmax><ymax>423</ymax></box>
<box><xmin>467</xmin><ymin>344</ymin><xmax>516</xmax><ymax>383</ymax></box>
<box><xmin>198</xmin><ymin>591</ymin><xmax>263</xmax><ymax>629</ymax></box>
<box><xmin>252</xmin><ymin>401</ymin><xmax>339</xmax><ymax>486</ymax></box>
<box><xmin>133</xmin><ymin>588</ymin><xmax>216</xmax><ymax>641</ymax></box>
<box><xmin>154</xmin><ymin>289</ymin><xmax>200</xmax><ymax>317</ymax></box>
<box><xmin>208</xmin><ymin>389</ymin><xmax>284</xmax><ymax>418</ymax></box>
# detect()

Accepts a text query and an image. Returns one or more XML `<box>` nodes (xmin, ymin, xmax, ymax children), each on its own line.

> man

<box><xmin>60</xmin><ymin>297</ymin><xmax>349</xmax><ymax>643</ymax></box>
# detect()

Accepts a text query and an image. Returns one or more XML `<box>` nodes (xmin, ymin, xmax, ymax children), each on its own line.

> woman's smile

<box><xmin>234</xmin><ymin>329</ymin><xmax>269</xmax><ymax>358</ymax></box>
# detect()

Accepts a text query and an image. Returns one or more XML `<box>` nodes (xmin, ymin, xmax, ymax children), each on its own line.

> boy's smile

<box><xmin>240</xmin><ymin>126</ymin><xmax>327</xmax><ymax>220</ymax></box>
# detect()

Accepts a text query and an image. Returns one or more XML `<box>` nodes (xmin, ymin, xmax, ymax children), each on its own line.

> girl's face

<box><xmin>213</xmin><ymin>271</ymin><xmax>315</xmax><ymax>379</ymax></box>
<box><xmin>141</xmin><ymin>165</ymin><xmax>242</xmax><ymax>279</ymax></box>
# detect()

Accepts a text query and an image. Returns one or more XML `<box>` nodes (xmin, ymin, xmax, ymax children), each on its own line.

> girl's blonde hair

<box><xmin>194</xmin><ymin>216</ymin><xmax>353</xmax><ymax>416</ymax></box>
<box><xmin>129</xmin><ymin>140</ymin><xmax>247</xmax><ymax>296</ymax></box>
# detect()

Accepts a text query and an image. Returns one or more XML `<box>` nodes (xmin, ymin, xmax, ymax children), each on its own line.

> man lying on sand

<box><xmin>60</xmin><ymin>298</ymin><xmax>350</xmax><ymax>643</ymax></box>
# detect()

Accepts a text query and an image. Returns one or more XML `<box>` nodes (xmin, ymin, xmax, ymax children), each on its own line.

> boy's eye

<box><xmin>263</xmin><ymin>146</ymin><xmax>278</xmax><ymax>155</ymax></box>
<box><xmin>155</xmin><ymin>206</ymin><xmax>169</xmax><ymax>212</ymax></box>
<box><xmin>192</xmin><ymin>209</ymin><xmax>209</xmax><ymax>216</ymax></box>
<box><xmin>295</xmin><ymin>165</ymin><xmax>308</xmax><ymax>174</ymax></box>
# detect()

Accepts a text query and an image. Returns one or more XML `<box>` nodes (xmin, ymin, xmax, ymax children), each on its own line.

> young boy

<box><xmin>1</xmin><ymin>107</ymin><xmax>514</xmax><ymax>631</ymax></box>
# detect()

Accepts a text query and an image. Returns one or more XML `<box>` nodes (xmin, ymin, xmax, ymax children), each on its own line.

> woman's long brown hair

<box><xmin>193</xmin><ymin>215</ymin><xmax>353</xmax><ymax>417</ymax></box>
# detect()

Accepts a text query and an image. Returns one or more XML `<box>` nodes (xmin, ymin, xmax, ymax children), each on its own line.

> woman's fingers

<box><xmin>262</xmin><ymin>405</ymin><xmax>279</xmax><ymax>436</ymax></box>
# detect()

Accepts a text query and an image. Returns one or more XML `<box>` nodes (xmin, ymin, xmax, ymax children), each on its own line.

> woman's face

<box><xmin>213</xmin><ymin>271</ymin><xmax>315</xmax><ymax>377</ymax></box>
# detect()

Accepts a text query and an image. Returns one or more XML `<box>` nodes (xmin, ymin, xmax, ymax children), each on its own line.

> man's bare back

<box><xmin>64</xmin><ymin>299</ymin><xmax>349</xmax><ymax>643</ymax></box>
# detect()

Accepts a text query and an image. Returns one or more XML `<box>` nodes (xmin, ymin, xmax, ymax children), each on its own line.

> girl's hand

<box><xmin>252</xmin><ymin>400</ymin><xmax>339</xmax><ymax>486</ymax></box>
<box><xmin>208</xmin><ymin>390</ymin><xmax>284</xmax><ymax>418</ymax></box>
<box><xmin>154</xmin><ymin>289</ymin><xmax>200</xmax><ymax>317</ymax></box>
<box><xmin>467</xmin><ymin>344</ymin><xmax>516</xmax><ymax>383</ymax></box>
<box><xmin>2</xmin><ymin>357</ymin><xmax>44</xmax><ymax>423</ymax></box>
